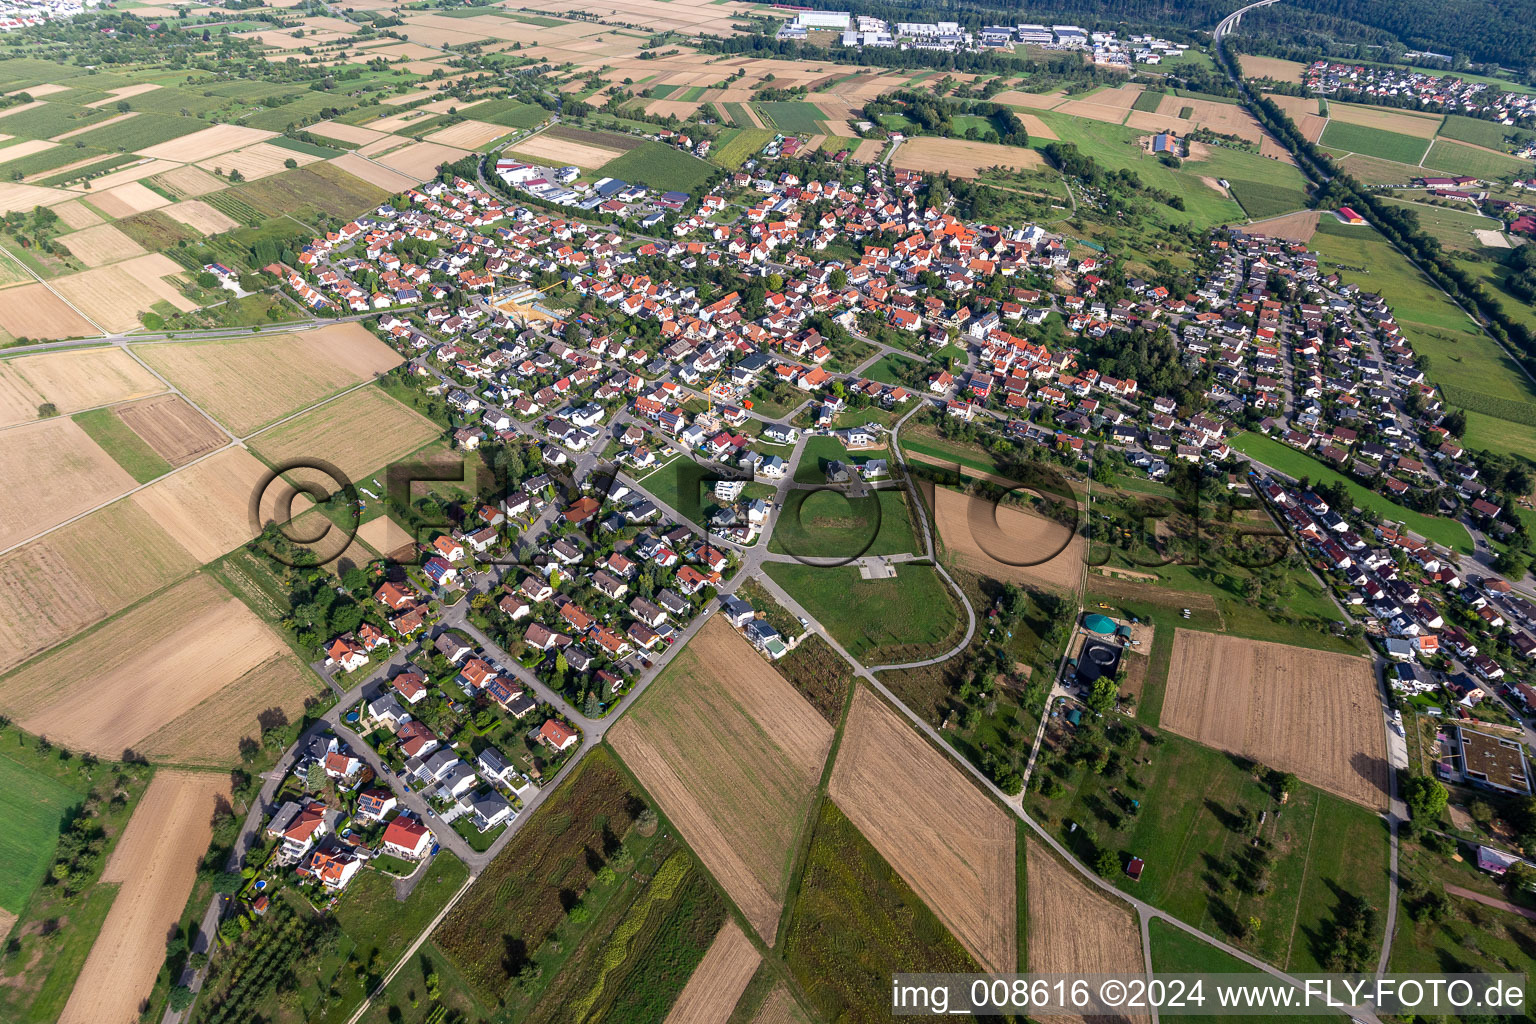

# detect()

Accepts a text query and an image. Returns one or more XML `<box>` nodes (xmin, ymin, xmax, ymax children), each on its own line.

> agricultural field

<box><xmin>0</xmin><ymin>747</ymin><xmax>84</xmax><ymax>919</ymax></box>
<box><xmin>784</xmin><ymin>800</ymin><xmax>984</xmax><ymax>1021</ymax></box>
<box><xmin>1317</xmin><ymin>120</ymin><xmax>1429</xmax><ymax>164</ymax></box>
<box><xmin>0</xmin><ymin>573</ymin><xmax>289</xmax><ymax>760</ymax></box>
<box><xmin>753</xmin><ymin>101</ymin><xmax>827</xmax><ymax>133</ymax></box>
<box><xmin>0</xmin><ymin>416</ymin><xmax>136</xmax><ymax>549</ymax></box>
<box><xmin>112</xmin><ymin>393</ymin><xmax>226</xmax><ymax>467</ymax></box>
<box><xmin>134</xmin><ymin>323</ymin><xmax>402</xmax><ymax>434</ymax></box>
<box><xmin>248</xmin><ymin>384</ymin><xmax>441</xmax><ymax>482</ymax></box>
<box><xmin>664</xmin><ymin>920</ymin><xmax>761</xmax><ymax>1024</ymax></box>
<box><xmin>229</xmin><ymin>161</ymin><xmax>390</xmax><ymax>221</ymax></box>
<box><xmin>1025</xmin><ymin>839</ymin><xmax>1147</xmax><ymax>1023</ymax></box>
<box><xmin>1423</xmin><ymin>137</ymin><xmax>1533</xmax><ymax>179</ymax></box>
<box><xmin>71</xmin><ymin>406</ymin><xmax>173</xmax><ymax>483</ymax></box>
<box><xmin>763</xmin><ymin>561</ymin><xmax>963</xmax><ymax>664</ymax></box>
<box><xmin>50</xmin><ymin>253</ymin><xmax>195</xmax><ymax>333</ymax></box>
<box><xmin>1227</xmin><ymin>179</ymin><xmax>1310</xmax><ymax>220</ymax></box>
<box><xmin>134</xmin><ymin>652</ymin><xmax>319</xmax><ymax>766</ymax></box>
<box><xmin>1160</xmin><ymin>630</ymin><xmax>1388</xmax><ymax>809</ymax></box>
<box><xmin>609</xmin><ymin>615</ymin><xmax>834</xmax><ymax>942</ymax></box>
<box><xmin>0</xmin><ymin>345</ymin><xmax>162</xmax><ymax>427</ymax></box>
<box><xmin>598</xmin><ymin>140</ymin><xmax>716</xmax><ymax>191</ymax></box>
<box><xmin>57</xmin><ymin>770</ymin><xmax>231</xmax><ymax>1024</ymax></box>
<box><xmin>0</xmin><ymin>282</ymin><xmax>98</xmax><ymax>340</ymax></box>
<box><xmin>1436</xmin><ymin>114</ymin><xmax>1536</xmax><ymax>153</ymax></box>
<box><xmin>829</xmin><ymin>687</ymin><xmax>1017</xmax><ymax>971</ymax></box>
<box><xmin>129</xmin><ymin>445</ymin><xmax>271</xmax><ymax>562</ymax></box>
<box><xmin>710</xmin><ymin>127</ymin><xmax>775</xmax><ymax>168</ymax></box>
<box><xmin>892</xmin><ymin>137</ymin><xmax>1043</xmax><ymax>178</ymax></box>
<box><xmin>929</xmin><ymin>483</ymin><xmax>1083</xmax><ymax>593</ymax></box>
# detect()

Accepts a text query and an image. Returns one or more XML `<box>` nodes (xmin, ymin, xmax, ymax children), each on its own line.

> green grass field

<box><xmin>793</xmin><ymin>434</ymin><xmax>890</xmax><ymax>484</ymax></box>
<box><xmin>1318</xmin><ymin>120</ymin><xmax>1430</xmax><ymax>164</ymax></box>
<box><xmin>1436</xmin><ymin>114</ymin><xmax>1536</xmax><ymax>153</ymax></box>
<box><xmin>1334</xmin><ymin>149</ymin><xmax>1432</xmax><ymax>186</ymax></box>
<box><xmin>0</xmin><ymin>753</ymin><xmax>84</xmax><ymax>914</ymax></box>
<box><xmin>1148</xmin><ymin>919</ymin><xmax>1337</xmax><ymax>1022</ymax></box>
<box><xmin>708</xmin><ymin>126</ymin><xmax>774</xmax><ymax>168</ymax></box>
<box><xmin>753</xmin><ymin>100</ymin><xmax>826</xmax><ymax>134</ymax></box>
<box><xmin>72</xmin><ymin>407</ymin><xmax>173</xmax><ymax>484</ymax></box>
<box><xmin>1378</xmin><ymin>195</ymin><xmax>1499</xmax><ymax>252</ymax></box>
<box><xmin>1423</xmin><ymin>137</ymin><xmax>1534</xmax><ymax>179</ymax></box>
<box><xmin>1228</xmin><ymin>430</ymin><xmax>1473</xmax><ymax>552</ymax></box>
<box><xmin>599</xmin><ymin>140</ymin><xmax>714</xmax><ymax>191</ymax></box>
<box><xmin>768</xmin><ymin>488</ymin><xmax>918</xmax><ymax>560</ymax></box>
<box><xmin>785</xmin><ymin>800</ymin><xmax>982</xmax><ymax>1021</ymax></box>
<box><xmin>763</xmin><ymin>561</ymin><xmax>961</xmax><ymax>662</ymax></box>
<box><xmin>65</xmin><ymin>112</ymin><xmax>203</xmax><ymax>151</ymax></box>
<box><xmin>1226</xmin><ymin>179</ymin><xmax>1308</xmax><ymax>219</ymax></box>
<box><xmin>863</xmin><ymin>351</ymin><xmax>924</xmax><ymax>386</ymax></box>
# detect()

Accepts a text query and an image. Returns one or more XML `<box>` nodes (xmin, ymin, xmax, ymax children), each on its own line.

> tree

<box><xmin>284</xmin><ymin>157</ymin><xmax>298</xmax><ymax>169</ymax></box>
<box><xmin>305</xmin><ymin>760</ymin><xmax>327</xmax><ymax>792</ymax></box>
<box><xmin>1403</xmin><ymin>774</ymin><xmax>1448</xmax><ymax>822</ymax></box>
<box><xmin>1086</xmin><ymin>677</ymin><xmax>1117</xmax><ymax>715</ymax></box>
<box><xmin>168</xmin><ymin>986</ymin><xmax>195</xmax><ymax>1012</ymax></box>
<box><xmin>1095</xmin><ymin>848</ymin><xmax>1119</xmax><ymax>877</ymax></box>
<box><xmin>36</xmin><ymin>402</ymin><xmax>57</xmax><ymax>417</ymax></box>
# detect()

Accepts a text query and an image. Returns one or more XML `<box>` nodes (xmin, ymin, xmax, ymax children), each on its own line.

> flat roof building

<box><xmin>1457</xmin><ymin>725</ymin><xmax>1532</xmax><ymax>795</ymax></box>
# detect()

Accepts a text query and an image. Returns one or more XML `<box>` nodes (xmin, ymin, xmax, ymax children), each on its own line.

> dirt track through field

<box><xmin>0</xmin><ymin>574</ymin><xmax>288</xmax><ymax>758</ymax></box>
<box><xmin>1161</xmin><ymin>629</ymin><xmax>1389</xmax><ymax>809</ymax></box>
<box><xmin>1026</xmin><ymin>838</ymin><xmax>1148</xmax><ymax>1024</ymax></box>
<box><xmin>610</xmin><ymin>616</ymin><xmax>831</xmax><ymax>942</ymax></box>
<box><xmin>59</xmin><ymin>771</ymin><xmax>232</xmax><ymax>1024</ymax></box>
<box><xmin>932</xmin><ymin>484</ymin><xmax>1082</xmax><ymax>593</ymax></box>
<box><xmin>829</xmin><ymin>687</ymin><xmax>1016</xmax><ymax>972</ymax></box>
<box><xmin>664</xmin><ymin>919</ymin><xmax>761</xmax><ymax>1024</ymax></box>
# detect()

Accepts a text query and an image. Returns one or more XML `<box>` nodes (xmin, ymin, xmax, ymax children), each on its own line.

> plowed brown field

<box><xmin>932</xmin><ymin>484</ymin><xmax>1083</xmax><ymax>593</ymax></box>
<box><xmin>1161</xmin><ymin>629</ymin><xmax>1389</xmax><ymax>809</ymax></box>
<box><xmin>664</xmin><ymin>920</ymin><xmax>761</xmax><ymax>1024</ymax></box>
<box><xmin>609</xmin><ymin>615</ymin><xmax>833</xmax><ymax>942</ymax></box>
<box><xmin>828</xmin><ymin>687</ymin><xmax>1016</xmax><ymax>972</ymax></box>
<box><xmin>114</xmin><ymin>393</ymin><xmax>226</xmax><ymax>466</ymax></box>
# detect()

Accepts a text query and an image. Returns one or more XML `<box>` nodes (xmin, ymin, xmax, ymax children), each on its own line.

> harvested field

<box><xmin>663</xmin><ymin>920</ymin><xmax>761</xmax><ymax>1024</ymax></box>
<box><xmin>50</xmin><ymin>198</ymin><xmax>101</xmax><ymax>229</ymax></box>
<box><xmin>149</xmin><ymin>164</ymin><xmax>226</xmax><ymax>198</ymax></box>
<box><xmin>162</xmin><ymin>198</ymin><xmax>238</xmax><ymax>234</ymax></box>
<box><xmin>1240</xmin><ymin>54</ymin><xmax>1307</xmax><ymax>82</ymax></box>
<box><xmin>0</xmin><ymin>417</ymin><xmax>135</xmax><ymax>549</ymax></box>
<box><xmin>828</xmin><ymin>687</ymin><xmax>1016</xmax><ymax>972</ymax></box>
<box><xmin>57</xmin><ymin>771</ymin><xmax>232</xmax><ymax>1024</ymax></box>
<box><xmin>356</xmin><ymin>513</ymin><xmax>415</xmax><ymax>559</ymax></box>
<box><xmin>1241</xmin><ymin>209</ymin><xmax>1320</xmax><ymax>241</ymax></box>
<box><xmin>0</xmin><ymin>181</ymin><xmax>73</xmax><ymax>213</ymax></box>
<box><xmin>0</xmin><ymin>282</ymin><xmax>97</xmax><ymax>340</ymax></box>
<box><xmin>0</xmin><ymin>500</ymin><xmax>196</xmax><ymax>673</ymax></box>
<box><xmin>307</xmin><ymin>120</ymin><xmax>392</xmax><ymax>146</ymax></box>
<box><xmin>1026</xmin><ymin>838</ymin><xmax>1147</xmax><ymax>1024</ymax></box>
<box><xmin>134</xmin><ymin>653</ymin><xmax>318</xmax><ymax>765</ymax></box>
<box><xmin>136</xmin><ymin>122</ymin><xmax>275</xmax><ymax>161</ymax></box>
<box><xmin>1328</xmin><ymin>100</ymin><xmax>1443</xmax><ymax>139</ymax></box>
<box><xmin>134</xmin><ymin>323</ymin><xmax>402</xmax><ymax>433</ymax></box>
<box><xmin>509</xmin><ymin>131</ymin><xmax>626</xmax><ymax>169</ymax></box>
<box><xmin>609</xmin><ymin>615</ymin><xmax>833</xmax><ymax>942</ymax></box>
<box><xmin>850</xmin><ymin>139</ymin><xmax>883</xmax><ymax>162</ymax></box>
<box><xmin>248</xmin><ymin>384</ymin><xmax>440</xmax><ymax>481</ymax></box>
<box><xmin>198</xmin><ymin>141</ymin><xmax>319</xmax><ymax>181</ymax></box>
<box><xmin>328</xmin><ymin>151</ymin><xmax>420</xmax><ymax>192</ymax></box>
<box><xmin>892</xmin><ymin>137</ymin><xmax>1042</xmax><ymax>177</ymax></box>
<box><xmin>1153</xmin><ymin>94</ymin><xmax>1265</xmax><ymax>143</ymax></box>
<box><xmin>114</xmin><ymin>393</ymin><xmax>226</xmax><ymax>466</ymax></box>
<box><xmin>422</xmin><ymin>118</ymin><xmax>512</xmax><ymax>149</ymax></box>
<box><xmin>0</xmin><ymin>574</ymin><xmax>287</xmax><ymax>758</ymax></box>
<box><xmin>932</xmin><ymin>484</ymin><xmax>1082</xmax><ymax>593</ymax></box>
<box><xmin>57</xmin><ymin>223</ymin><xmax>146</xmax><ymax>267</ymax></box>
<box><xmin>88</xmin><ymin>177</ymin><xmax>174</xmax><ymax>214</ymax></box>
<box><xmin>3</xmin><ymin>345</ymin><xmax>162</xmax><ymax>418</ymax></box>
<box><xmin>1264</xmin><ymin>92</ymin><xmax>1328</xmax><ymax>142</ymax></box>
<box><xmin>0</xmin><ymin>138</ymin><xmax>56</xmax><ymax>165</ymax></box>
<box><xmin>1013</xmin><ymin>110</ymin><xmax>1057</xmax><ymax>139</ymax></box>
<box><xmin>0</xmin><ymin>359</ymin><xmax>44</xmax><ymax>424</ymax></box>
<box><xmin>130</xmin><ymin>446</ymin><xmax>270</xmax><ymax>562</ymax></box>
<box><xmin>374</xmin><ymin>140</ymin><xmax>470</xmax><ymax>180</ymax></box>
<box><xmin>52</xmin><ymin>253</ymin><xmax>193</xmax><ymax>332</ymax></box>
<box><xmin>751</xmin><ymin>984</ymin><xmax>811</xmax><ymax>1024</ymax></box>
<box><xmin>84</xmin><ymin>83</ymin><xmax>161</xmax><ymax>107</ymax></box>
<box><xmin>1161</xmin><ymin>629</ymin><xmax>1389</xmax><ymax>809</ymax></box>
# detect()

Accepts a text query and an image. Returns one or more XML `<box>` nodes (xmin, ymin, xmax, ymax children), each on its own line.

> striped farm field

<box><xmin>1318</xmin><ymin>120</ymin><xmax>1429</xmax><ymax>164</ymax></box>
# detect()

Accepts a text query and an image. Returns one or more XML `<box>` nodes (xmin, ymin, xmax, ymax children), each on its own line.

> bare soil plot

<box><xmin>130</xmin><ymin>446</ymin><xmax>271</xmax><ymax>562</ymax></box>
<box><xmin>0</xmin><ymin>573</ymin><xmax>286</xmax><ymax>758</ymax></box>
<box><xmin>356</xmin><ymin>514</ymin><xmax>415</xmax><ymax>559</ymax></box>
<box><xmin>0</xmin><ymin>417</ymin><xmax>135</xmax><ymax>549</ymax></box>
<box><xmin>0</xmin><ymin>138</ymin><xmax>57</xmax><ymax>165</ymax></box>
<box><xmin>1240</xmin><ymin>54</ymin><xmax>1306</xmax><ymax>82</ymax></box>
<box><xmin>198</xmin><ymin>141</ymin><xmax>320</xmax><ymax>181</ymax></box>
<box><xmin>508</xmin><ymin>131</ymin><xmax>626</xmax><ymax>169</ymax></box>
<box><xmin>828</xmin><ymin>687</ymin><xmax>1016</xmax><ymax>972</ymax></box>
<box><xmin>137</xmin><ymin>123</ymin><xmax>276</xmax><ymax>161</ymax></box>
<box><xmin>1161</xmin><ymin>629</ymin><xmax>1389</xmax><ymax>809</ymax></box>
<box><xmin>307</xmin><ymin>119</ymin><xmax>392</xmax><ymax>146</ymax></box>
<box><xmin>57</xmin><ymin>223</ymin><xmax>147</xmax><ymax>267</ymax></box>
<box><xmin>1240</xmin><ymin>209</ymin><xmax>1320</xmax><ymax>242</ymax></box>
<box><xmin>0</xmin><ymin>359</ymin><xmax>44</xmax><ymax>425</ymax></box>
<box><xmin>422</xmin><ymin>119</ymin><xmax>512</xmax><ymax>149</ymax></box>
<box><xmin>248</xmin><ymin>384</ymin><xmax>440</xmax><ymax>481</ymax></box>
<box><xmin>329</xmin><ymin>152</ymin><xmax>420</xmax><ymax>193</ymax></box>
<box><xmin>115</xmin><ymin>393</ymin><xmax>225</xmax><ymax>466</ymax></box>
<box><xmin>374</xmin><ymin>140</ymin><xmax>471</xmax><ymax>180</ymax></box>
<box><xmin>58</xmin><ymin>771</ymin><xmax>232</xmax><ymax>1024</ymax></box>
<box><xmin>162</xmin><ymin>198</ymin><xmax>238</xmax><ymax>234</ymax></box>
<box><xmin>149</xmin><ymin>164</ymin><xmax>226</xmax><ymax>198</ymax></box>
<box><xmin>50</xmin><ymin>198</ymin><xmax>101</xmax><ymax>229</ymax></box>
<box><xmin>0</xmin><ymin>500</ymin><xmax>196</xmax><ymax>673</ymax></box>
<box><xmin>1153</xmin><ymin>94</ymin><xmax>1266</xmax><ymax>143</ymax></box>
<box><xmin>892</xmin><ymin>137</ymin><xmax>1043</xmax><ymax>177</ymax></box>
<box><xmin>83</xmin><ymin>83</ymin><xmax>161</xmax><ymax>108</ymax></box>
<box><xmin>850</xmin><ymin>139</ymin><xmax>883</xmax><ymax>162</ymax></box>
<box><xmin>4</xmin><ymin>345</ymin><xmax>162</xmax><ymax>416</ymax></box>
<box><xmin>52</xmin><ymin>253</ymin><xmax>193</xmax><ymax>332</ymax></box>
<box><xmin>1263</xmin><ymin>92</ymin><xmax>1328</xmax><ymax>141</ymax></box>
<box><xmin>932</xmin><ymin>485</ymin><xmax>1082</xmax><ymax>593</ymax></box>
<box><xmin>607</xmin><ymin>614</ymin><xmax>835</xmax><ymax>942</ymax></box>
<box><xmin>0</xmin><ymin>282</ymin><xmax>96</xmax><ymax>339</ymax></box>
<box><xmin>135</xmin><ymin>654</ymin><xmax>319</xmax><ymax>765</ymax></box>
<box><xmin>134</xmin><ymin>323</ymin><xmax>402</xmax><ymax>434</ymax></box>
<box><xmin>1327</xmin><ymin>100</ymin><xmax>1444</xmax><ymax>139</ymax></box>
<box><xmin>1026</xmin><ymin>838</ymin><xmax>1148</xmax><ymax>1024</ymax></box>
<box><xmin>1476</xmin><ymin>228</ymin><xmax>1512</xmax><ymax>248</ymax></box>
<box><xmin>664</xmin><ymin>920</ymin><xmax>762</xmax><ymax>1024</ymax></box>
